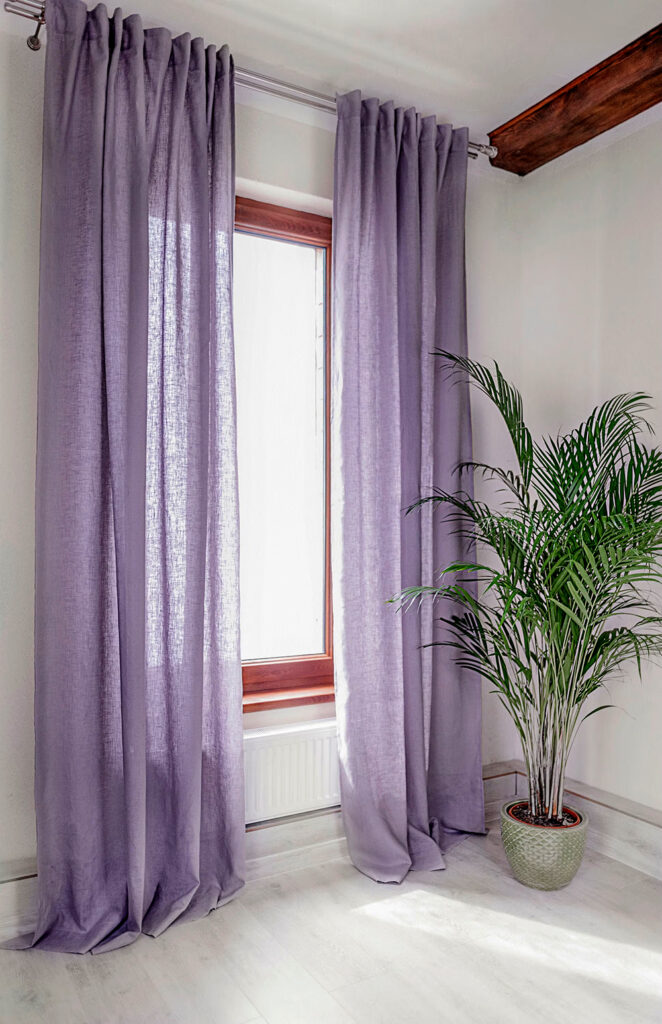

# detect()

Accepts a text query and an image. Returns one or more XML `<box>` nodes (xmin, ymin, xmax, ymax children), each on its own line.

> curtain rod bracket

<box><xmin>4</xmin><ymin>0</ymin><xmax>46</xmax><ymax>47</ymax></box>
<box><xmin>27</xmin><ymin>17</ymin><xmax>43</xmax><ymax>49</ymax></box>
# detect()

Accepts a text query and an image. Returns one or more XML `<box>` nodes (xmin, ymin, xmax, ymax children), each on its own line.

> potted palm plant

<box><xmin>400</xmin><ymin>352</ymin><xmax>662</xmax><ymax>890</ymax></box>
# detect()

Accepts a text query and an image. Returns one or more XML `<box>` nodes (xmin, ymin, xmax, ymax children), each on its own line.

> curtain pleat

<box><xmin>332</xmin><ymin>91</ymin><xmax>485</xmax><ymax>883</ymax></box>
<box><xmin>8</xmin><ymin>0</ymin><xmax>244</xmax><ymax>954</ymax></box>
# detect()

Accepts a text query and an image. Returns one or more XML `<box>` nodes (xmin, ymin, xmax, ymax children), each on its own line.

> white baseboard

<box><xmin>483</xmin><ymin>759</ymin><xmax>662</xmax><ymax>881</ymax></box>
<box><xmin>482</xmin><ymin>760</ymin><xmax>521</xmax><ymax>821</ymax></box>
<box><xmin>3</xmin><ymin>761</ymin><xmax>660</xmax><ymax>943</ymax></box>
<box><xmin>246</xmin><ymin>807</ymin><xmax>347</xmax><ymax>881</ymax></box>
<box><xmin>1</xmin><ymin>719</ymin><xmax>343</xmax><ymax>942</ymax></box>
<box><xmin>0</xmin><ymin>873</ymin><xmax>37</xmax><ymax>944</ymax></box>
<box><xmin>0</xmin><ymin>810</ymin><xmax>347</xmax><ymax>943</ymax></box>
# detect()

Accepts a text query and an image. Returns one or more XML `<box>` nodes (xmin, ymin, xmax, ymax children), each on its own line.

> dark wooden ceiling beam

<box><xmin>488</xmin><ymin>23</ymin><xmax>662</xmax><ymax>176</ymax></box>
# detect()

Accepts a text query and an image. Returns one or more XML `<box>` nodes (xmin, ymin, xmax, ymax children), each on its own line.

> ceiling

<box><xmin>6</xmin><ymin>0</ymin><xmax>662</xmax><ymax>139</ymax></box>
<box><xmin>131</xmin><ymin>0</ymin><xmax>662</xmax><ymax>138</ymax></box>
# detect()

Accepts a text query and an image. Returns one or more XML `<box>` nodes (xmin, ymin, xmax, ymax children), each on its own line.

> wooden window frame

<box><xmin>234</xmin><ymin>196</ymin><xmax>334</xmax><ymax>713</ymax></box>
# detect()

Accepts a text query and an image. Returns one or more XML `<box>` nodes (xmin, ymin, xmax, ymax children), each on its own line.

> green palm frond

<box><xmin>437</xmin><ymin>350</ymin><xmax>534</xmax><ymax>487</ymax></box>
<box><xmin>399</xmin><ymin>355</ymin><xmax>662</xmax><ymax>823</ymax></box>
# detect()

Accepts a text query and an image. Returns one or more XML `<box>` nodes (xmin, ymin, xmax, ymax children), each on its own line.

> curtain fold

<box><xmin>10</xmin><ymin>0</ymin><xmax>244</xmax><ymax>953</ymax></box>
<box><xmin>332</xmin><ymin>91</ymin><xmax>485</xmax><ymax>883</ymax></box>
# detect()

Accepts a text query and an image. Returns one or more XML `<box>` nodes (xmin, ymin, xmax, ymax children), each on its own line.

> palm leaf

<box><xmin>397</xmin><ymin>356</ymin><xmax>662</xmax><ymax>824</ymax></box>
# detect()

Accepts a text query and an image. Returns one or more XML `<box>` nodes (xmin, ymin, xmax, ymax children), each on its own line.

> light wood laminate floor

<box><xmin>1</xmin><ymin>826</ymin><xmax>661</xmax><ymax>1024</ymax></box>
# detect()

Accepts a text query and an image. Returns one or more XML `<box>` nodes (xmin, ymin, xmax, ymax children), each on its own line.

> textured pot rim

<box><xmin>502</xmin><ymin>799</ymin><xmax>586</xmax><ymax>830</ymax></box>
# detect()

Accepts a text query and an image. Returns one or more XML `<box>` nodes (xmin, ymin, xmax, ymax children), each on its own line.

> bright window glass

<box><xmin>233</xmin><ymin>230</ymin><xmax>326</xmax><ymax>662</ymax></box>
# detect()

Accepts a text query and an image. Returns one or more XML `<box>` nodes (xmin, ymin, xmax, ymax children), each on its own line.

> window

<box><xmin>233</xmin><ymin>198</ymin><xmax>333</xmax><ymax>711</ymax></box>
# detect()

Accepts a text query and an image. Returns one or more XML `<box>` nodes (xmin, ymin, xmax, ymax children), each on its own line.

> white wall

<box><xmin>510</xmin><ymin>120</ymin><xmax>662</xmax><ymax>811</ymax></box>
<box><xmin>235</xmin><ymin>93</ymin><xmax>334</xmax><ymax>214</ymax></box>
<box><xmin>0</xmin><ymin>29</ymin><xmax>43</xmax><ymax>869</ymax></box>
<box><xmin>1</xmin><ymin>19</ymin><xmax>661</xmax><ymax>876</ymax></box>
<box><xmin>465</xmin><ymin>165</ymin><xmax>524</xmax><ymax>767</ymax></box>
<box><xmin>467</xmin><ymin>117</ymin><xmax>662</xmax><ymax>810</ymax></box>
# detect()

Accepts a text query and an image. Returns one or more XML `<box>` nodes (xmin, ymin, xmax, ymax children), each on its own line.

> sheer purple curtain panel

<box><xmin>8</xmin><ymin>0</ymin><xmax>244</xmax><ymax>953</ymax></box>
<box><xmin>332</xmin><ymin>91</ymin><xmax>485</xmax><ymax>883</ymax></box>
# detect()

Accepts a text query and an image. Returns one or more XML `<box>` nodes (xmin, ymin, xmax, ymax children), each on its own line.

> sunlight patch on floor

<box><xmin>355</xmin><ymin>888</ymin><xmax>662</xmax><ymax>1000</ymax></box>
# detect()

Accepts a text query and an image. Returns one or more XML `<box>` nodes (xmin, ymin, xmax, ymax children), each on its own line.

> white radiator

<box><xmin>244</xmin><ymin>719</ymin><xmax>341</xmax><ymax>824</ymax></box>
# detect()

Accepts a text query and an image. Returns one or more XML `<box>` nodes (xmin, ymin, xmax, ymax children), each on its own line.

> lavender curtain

<box><xmin>14</xmin><ymin>0</ymin><xmax>244</xmax><ymax>953</ymax></box>
<box><xmin>332</xmin><ymin>91</ymin><xmax>485</xmax><ymax>882</ymax></box>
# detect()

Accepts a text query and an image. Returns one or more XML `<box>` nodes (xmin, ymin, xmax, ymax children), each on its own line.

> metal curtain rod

<box><xmin>5</xmin><ymin>0</ymin><xmax>44</xmax><ymax>48</ymax></box>
<box><xmin>4</xmin><ymin>0</ymin><xmax>498</xmax><ymax>160</ymax></box>
<box><xmin>235</xmin><ymin>67</ymin><xmax>497</xmax><ymax>159</ymax></box>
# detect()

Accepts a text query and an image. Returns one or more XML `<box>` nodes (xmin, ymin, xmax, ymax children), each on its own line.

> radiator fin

<box><xmin>244</xmin><ymin>720</ymin><xmax>340</xmax><ymax>824</ymax></box>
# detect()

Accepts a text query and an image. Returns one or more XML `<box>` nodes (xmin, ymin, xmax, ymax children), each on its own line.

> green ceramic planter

<box><xmin>501</xmin><ymin>800</ymin><xmax>588</xmax><ymax>891</ymax></box>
